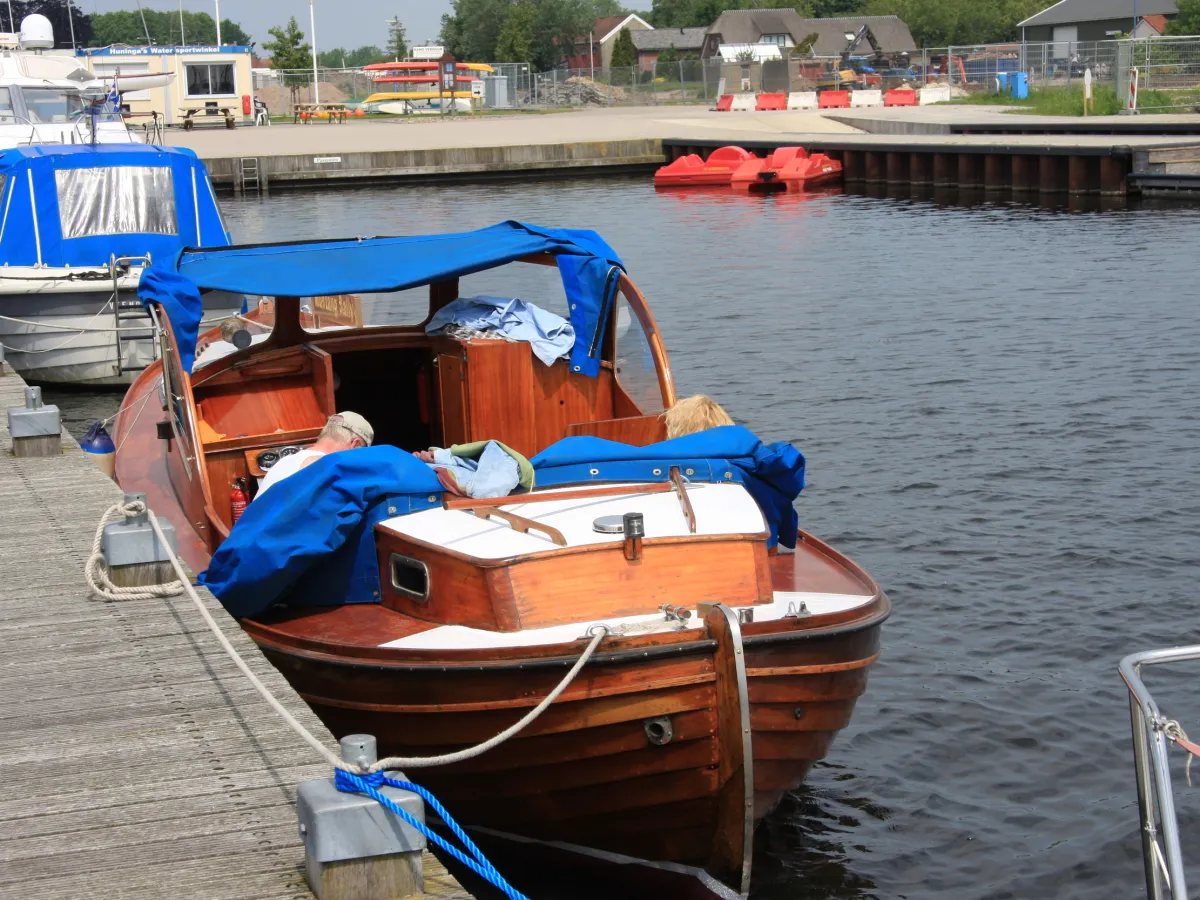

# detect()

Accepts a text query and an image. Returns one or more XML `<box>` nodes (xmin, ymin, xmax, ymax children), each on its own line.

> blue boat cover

<box><xmin>200</xmin><ymin>426</ymin><xmax>804</xmax><ymax>619</ymax></box>
<box><xmin>139</xmin><ymin>221</ymin><xmax>624</xmax><ymax>377</ymax></box>
<box><xmin>0</xmin><ymin>144</ymin><xmax>229</xmax><ymax>270</ymax></box>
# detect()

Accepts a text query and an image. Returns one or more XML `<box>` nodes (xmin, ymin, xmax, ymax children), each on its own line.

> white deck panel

<box><xmin>378</xmin><ymin>481</ymin><xmax>766</xmax><ymax>561</ymax></box>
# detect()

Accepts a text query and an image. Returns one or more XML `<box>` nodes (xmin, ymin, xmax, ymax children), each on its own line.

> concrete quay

<box><xmin>161</xmin><ymin>105</ymin><xmax>1200</xmax><ymax>195</ymax></box>
<box><xmin>0</xmin><ymin>363</ymin><xmax>471</xmax><ymax>900</ymax></box>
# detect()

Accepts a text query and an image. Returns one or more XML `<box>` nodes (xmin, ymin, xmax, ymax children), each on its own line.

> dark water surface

<box><xmin>53</xmin><ymin>180</ymin><xmax>1200</xmax><ymax>899</ymax></box>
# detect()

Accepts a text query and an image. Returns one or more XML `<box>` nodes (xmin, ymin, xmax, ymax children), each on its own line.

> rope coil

<box><xmin>85</xmin><ymin>500</ymin><xmax>185</xmax><ymax>601</ymax></box>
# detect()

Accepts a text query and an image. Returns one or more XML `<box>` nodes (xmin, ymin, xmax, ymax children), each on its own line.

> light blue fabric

<box><xmin>431</xmin><ymin>442</ymin><xmax>520</xmax><ymax>498</ymax></box>
<box><xmin>426</xmin><ymin>295</ymin><xmax>575</xmax><ymax>366</ymax></box>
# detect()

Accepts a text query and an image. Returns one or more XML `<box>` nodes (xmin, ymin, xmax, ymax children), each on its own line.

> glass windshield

<box><xmin>613</xmin><ymin>294</ymin><xmax>664</xmax><ymax>414</ymax></box>
<box><xmin>0</xmin><ymin>87</ymin><xmax>14</xmax><ymax>123</ymax></box>
<box><xmin>22</xmin><ymin>88</ymin><xmax>86</xmax><ymax>123</ymax></box>
<box><xmin>55</xmin><ymin>167</ymin><xmax>177</xmax><ymax>238</ymax></box>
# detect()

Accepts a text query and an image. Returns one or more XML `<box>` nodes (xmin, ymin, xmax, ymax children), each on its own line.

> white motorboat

<box><xmin>0</xmin><ymin>15</ymin><xmax>240</xmax><ymax>387</ymax></box>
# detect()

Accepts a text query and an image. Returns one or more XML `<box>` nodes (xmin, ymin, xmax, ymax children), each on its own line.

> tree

<box><xmin>318</xmin><ymin>45</ymin><xmax>388</xmax><ymax>68</ymax></box>
<box><xmin>263</xmin><ymin>17</ymin><xmax>311</xmax><ymax>70</ymax></box>
<box><xmin>439</xmin><ymin>0</ymin><xmax>595</xmax><ymax>70</ymax></box>
<box><xmin>90</xmin><ymin>9</ymin><xmax>249</xmax><ymax>47</ymax></box>
<box><xmin>610</xmin><ymin>26</ymin><xmax>637</xmax><ymax>68</ymax></box>
<box><xmin>495</xmin><ymin>2</ymin><xmax>536</xmax><ymax>62</ymax></box>
<box><xmin>1167</xmin><ymin>0</ymin><xmax>1200</xmax><ymax>35</ymax></box>
<box><xmin>650</xmin><ymin>0</ymin><xmax>810</xmax><ymax>29</ymax></box>
<box><xmin>387</xmin><ymin>16</ymin><xmax>408</xmax><ymax>59</ymax></box>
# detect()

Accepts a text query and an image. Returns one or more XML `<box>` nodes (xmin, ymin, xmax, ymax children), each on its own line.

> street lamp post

<box><xmin>215</xmin><ymin>0</ymin><xmax>221</xmax><ymax>46</ymax></box>
<box><xmin>310</xmin><ymin>0</ymin><xmax>320</xmax><ymax>104</ymax></box>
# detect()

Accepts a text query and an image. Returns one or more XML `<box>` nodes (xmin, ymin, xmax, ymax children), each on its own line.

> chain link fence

<box><xmin>256</xmin><ymin>37</ymin><xmax>1200</xmax><ymax>116</ymax></box>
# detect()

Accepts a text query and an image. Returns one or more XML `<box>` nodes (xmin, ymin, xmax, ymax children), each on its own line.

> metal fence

<box><xmin>260</xmin><ymin>37</ymin><xmax>1200</xmax><ymax>115</ymax></box>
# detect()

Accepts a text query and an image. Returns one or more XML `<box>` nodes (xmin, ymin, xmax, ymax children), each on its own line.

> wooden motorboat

<box><xmin>114</xmin><ymin>224</ymin><xmax>888</xmax><ymax>897</ymax></box>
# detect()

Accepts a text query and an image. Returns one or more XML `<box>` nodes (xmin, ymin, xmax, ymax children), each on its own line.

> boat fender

<box><xmin>81</xmin><ymin>420</ymin><xmax>116</xmax><ymax>480</ymax></box>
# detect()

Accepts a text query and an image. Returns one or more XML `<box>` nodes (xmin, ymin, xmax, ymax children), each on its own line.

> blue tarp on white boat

<box><xmin>200</xmin><ymin>426</ymin><xmax>804</xmax><ymax>619</ymax></box>
<box><xmin>139</xmin><ymin>221</ymin><xmax>624</xmax><ymax>377</ymax></box>
<box><xmin>0</xmin><ymin>144</ymin><xmax>229</xmax><ymax>269</ymax></box>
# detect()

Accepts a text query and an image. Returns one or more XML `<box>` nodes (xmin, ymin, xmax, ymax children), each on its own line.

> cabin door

<box><xmin>436</xmin><ymin>352</ymin><xmax>468</xmax><ymax>447</ymax></box>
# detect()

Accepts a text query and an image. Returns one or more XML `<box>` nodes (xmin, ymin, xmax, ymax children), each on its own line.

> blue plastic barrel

<box><xmin>997</xmin><ymin>73</ymin><xmax>1009</xmax><ymax>93</ymax></box>
<box><xmin>1011</xmin><ymin>72</ymin><xmax>1029</xmax><ymax>100</ymax></box>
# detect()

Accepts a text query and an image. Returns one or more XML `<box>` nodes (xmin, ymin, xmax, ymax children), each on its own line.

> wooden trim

<box><xmin>470</xmin><ymin>507</ymin><xmax>568</xmax><ymax>547</ymax></box>
<box><xmin>442</xmin><ymin>481</ymin><xmax>675</xmax><ymax>510</ymax></box>
<box><xmin>669</xmin><ymin>467</ymin><xmax>697</xmax><ymax>533</ymax></box>
<box><xmin>746</xmin><ymin>653</ymin><xmax>881</xmax><ymax>677</ymax></box>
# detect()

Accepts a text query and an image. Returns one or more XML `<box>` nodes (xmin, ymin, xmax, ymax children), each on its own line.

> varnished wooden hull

<box><xmin>243</xmin><ymin>590</ymin><xmax>887</xmax><ymax>889</ymax></box>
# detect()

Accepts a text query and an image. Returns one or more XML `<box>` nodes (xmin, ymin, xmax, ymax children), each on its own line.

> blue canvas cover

<box><xmin>0</xmin><ymin>144</ymin><xmax>229</xmax><ymax>269</ymax></box>
<box><xmin>200</xmin><ymin>426</ymin><xmax>804</xmax><ymax>619</ymax></box>
<box><xmin>141</xmin><ymin>221</ymin><xmax>624</xmax><ymax>378</ymax></box>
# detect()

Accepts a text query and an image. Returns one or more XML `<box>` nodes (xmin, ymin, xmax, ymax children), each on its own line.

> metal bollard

<box><xmin>100</xmin><ymin>492</ymin><xmax>179</xmax><ymax>587</ymax></box>
<box><xmin>297</xmin><ymin>734</ymin><xmax>427</xmax><ymax>900</ymax></box>
<box><xmin>8</xmin><ymin>385</ymin><xmax>61</xmax><ymax>457</ymax></box>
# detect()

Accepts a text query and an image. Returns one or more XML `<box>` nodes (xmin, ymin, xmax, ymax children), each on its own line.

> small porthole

<box><xmin>389</xmin><ymin>554</ymin><xmax>430</xmax><ymax>602</ymax></box>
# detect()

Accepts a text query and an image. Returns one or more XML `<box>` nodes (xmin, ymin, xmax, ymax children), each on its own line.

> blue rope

<box><xmin>334</xmin><ymin>769</ymin><xmax>529</xmax><ymax>900</ymax></box>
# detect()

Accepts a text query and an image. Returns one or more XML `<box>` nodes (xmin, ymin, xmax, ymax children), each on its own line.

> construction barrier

<box><xmin>730</xmin><ymin>94</ymin><xmax>757</xmax><ymax>111</ymax></box>
<box><xmin>715</xmin><ymin>94</ymin><xmax>733</xmax><ymax>111</ymax></box>
<box><xmin>787</xmin><ymin>91</ymin><xmax>818</xmax><ymax>110</ymax></box>
<box><xmin>885</xmin><ymin>89</ymin><xmax>918</xmax><ymax>107</ymax></box>
<box><xmin>850</xmin><ymin>89</ymin><xmax>883</xmax><ymax>108</ymax></box>
<box><xmin>755</xmin><ymin>92</ymin><xmax>787</xmax><ymax>111</ymax></box>
<box><xmin>919</xmin><ymin>85</ymin><xmax>952</xmax><ymax>105</ymax></box>
<box><xmin>819</xmin><ymin>91</ymin><xmax>850</xmax><ymax>109</ymax></box>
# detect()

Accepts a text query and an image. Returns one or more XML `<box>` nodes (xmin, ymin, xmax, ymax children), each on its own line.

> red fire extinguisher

<box><xmin>231</xmin><ymin>477</ymin><xmax>249</xmax><ymax>524</ymax></box>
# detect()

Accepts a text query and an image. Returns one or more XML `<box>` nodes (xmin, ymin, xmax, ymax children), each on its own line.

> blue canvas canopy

<box><xmin>139</xmin><ymin>221</ymin><xmax>624</xmax><ymax>377</ymax></box>
<box><xmin>0</xmin><ymin>144</ymin><xmax>229</xmax><ymax>269</ymax></box>
<box><xmin>200</xmin><ymin>426</ymin><xmax>805</xmax><ymax>618</ymax></box>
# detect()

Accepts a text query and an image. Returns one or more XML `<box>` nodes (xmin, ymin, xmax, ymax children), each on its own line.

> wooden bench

<box><xmin>179</xmin><ymin>106</ymin><xmax>236</xmax><ymax>130</ymax></box>
<box><xmin>294</xmin><ymin>103</ymin><xmax>349</xmax><ymax>124</ymax></box>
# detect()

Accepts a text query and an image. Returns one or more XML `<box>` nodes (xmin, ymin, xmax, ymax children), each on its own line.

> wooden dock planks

<box><xmin>0</xmin><ymin>366</ymin><xmax>472</xmax><ymax>900</ymax></box>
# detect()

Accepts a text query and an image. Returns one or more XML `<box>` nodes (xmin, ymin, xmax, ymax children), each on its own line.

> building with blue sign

<box><xmin>77</xmin><ymin>45</ymin><xmax>256</xmax><ymax>127</ymax></box>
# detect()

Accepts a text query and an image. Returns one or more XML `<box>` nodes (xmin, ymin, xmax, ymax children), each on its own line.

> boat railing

<box><xmin>1120</xmin><ymin>645</ymin><xmax>1200</xmax><ymax>899</ymax></box>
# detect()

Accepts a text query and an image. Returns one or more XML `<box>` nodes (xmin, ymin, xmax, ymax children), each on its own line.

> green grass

<box><xmin>949</xmin><ymin>85</ymin><xmax>1199</xmax><ymax>116</ymax></box>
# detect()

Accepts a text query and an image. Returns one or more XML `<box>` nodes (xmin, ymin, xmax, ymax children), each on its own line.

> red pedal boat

<box><xmin>654</xmin><ymin>146</ymin><xmax>752</xmax><ymax>188</ymax></box>
<box><xmin>731</xmin><ymin>147</ymin><xmax>843</xmax><ymax>192</ymax></box>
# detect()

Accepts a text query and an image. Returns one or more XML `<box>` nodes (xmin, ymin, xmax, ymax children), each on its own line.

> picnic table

<box><xmin>179</xmin><ymin>106</ymin><xmax>236</xmax><ymax>130</ymax></box>
<box><xmin>294</xmin><ymin>103</ymin><xmax>349</xmax><ymax>124</ymax></box>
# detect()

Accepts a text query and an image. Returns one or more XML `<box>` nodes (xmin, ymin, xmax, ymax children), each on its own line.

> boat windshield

<box><xmin>0</xmin><ymin>87</ymin><xmax>15</xmax><ymax>123</ymax></box>
<box><xmin>22</xmin><ymin>88</ymin><xmax>87</xmax><ymax>123</ymax></box>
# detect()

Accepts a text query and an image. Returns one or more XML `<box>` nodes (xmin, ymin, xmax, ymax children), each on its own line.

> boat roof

<box><xmin>155</xmin><ymin>222</ymin><xmax>624</xmax><ymax>377</ymax></box>
<box><xmin>0</xmin><ymin>142</ymin><xmax>200</xmax><ymax>168</ymax></box>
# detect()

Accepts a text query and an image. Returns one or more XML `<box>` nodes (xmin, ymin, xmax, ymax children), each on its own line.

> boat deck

<box><xmin>0</xmin><ymin>365</ymin><xmax>472</xmax><ymax>899</ymax></box>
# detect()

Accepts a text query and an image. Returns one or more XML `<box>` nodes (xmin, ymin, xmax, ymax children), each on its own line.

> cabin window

<box><xmin>55</xmin><ymin>167</ymin><xmax>177</xmax><ymax>238</ymax></box>
<box><xmin>0</xmin><ymin>87</ymin><xmax>14</xmax><ymax>123</ymax></box>
<box><xmin>21</xmin><ymin>88</ymin><xmax>86</xmax><ymax>123</ymax></box>
<box><xmin>185</xmin><ymin>63</ymin><xmax>236</xmax><ymax>97</ymax></box>
<box><xmin>613</xmin><ymin>294</ymin><xmax>664</xmax><ymax>414</ymax></box>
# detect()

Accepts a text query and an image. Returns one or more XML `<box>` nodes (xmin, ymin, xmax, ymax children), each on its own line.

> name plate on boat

<box><xmin>313</xmin><ymin>156</ymin><xmax>342</xmax><ymax>164</ymax></box>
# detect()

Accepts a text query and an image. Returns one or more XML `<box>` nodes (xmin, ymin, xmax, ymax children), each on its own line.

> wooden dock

<box><xmin>0</xmin><ymin>365</ymin><xmax>472</xmax><ymax>899</ymax></box>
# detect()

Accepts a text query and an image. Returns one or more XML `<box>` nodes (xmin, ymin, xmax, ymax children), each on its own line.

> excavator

<box><xmin>817</xmin><ymin>24</ymin><xmax>910</xmax><ymax>92</ymax></box>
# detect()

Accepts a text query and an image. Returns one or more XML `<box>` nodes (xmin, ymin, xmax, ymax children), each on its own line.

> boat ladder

<box><xmin>1121</xmin><ymin>645</ymin><xmax>1200</xmax><ymax>899</ymax></box>
<box><xmin>238</xmin><ymin>157</ymin><xmax>262</xmax><ymax>194</ymax></box>
<box><xmin>110</xmin><ymin>255</ymin><xmax>157</xmax><ymax>376</ymax></box>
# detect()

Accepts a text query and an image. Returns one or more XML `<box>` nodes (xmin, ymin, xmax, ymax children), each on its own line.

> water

<box><xmin>51</xmin><ymin>180</ymin><xmax>1200</xmax><ymax>899</ymax></box>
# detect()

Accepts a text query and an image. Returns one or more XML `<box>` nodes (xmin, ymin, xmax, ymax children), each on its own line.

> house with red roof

<box><xmin>562</xmin><ymin>13</ymin><xmax>653</xmax><ymax>71</ymax></box>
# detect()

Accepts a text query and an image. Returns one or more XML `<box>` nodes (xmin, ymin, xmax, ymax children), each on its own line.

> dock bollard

<box><xmin>8</xmin><ymin>386</ymin><xmax>61</xmax><ymax>457</ymax></box>
<box><xmin>100</xmin><ymin>492</ymin><xmax>179</xmax><ymax>587</ymax></box>
<box><xmin>297</xmin><ymin>734</ymin><xmax>427</xmax><ymax>900</ymax></box>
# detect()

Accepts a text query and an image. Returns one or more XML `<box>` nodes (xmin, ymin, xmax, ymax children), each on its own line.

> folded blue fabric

<box><xmin>426</xmin><ymin>295</ymin><xmax>575</xmax><ymax>366</ymax></box>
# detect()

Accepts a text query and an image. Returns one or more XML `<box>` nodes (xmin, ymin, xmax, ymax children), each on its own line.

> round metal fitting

<box><xmin>593</xmin><ymin>514</ymin><xmax>626</xmax><ymax>534</ymax></box>
<box><xmin>644</xmin><ymin>715</ymin><xmax>674</xmax><ymax>746</ymax></box>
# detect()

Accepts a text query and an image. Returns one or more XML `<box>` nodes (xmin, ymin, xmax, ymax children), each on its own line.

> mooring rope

<box><xmin>1161</xmin><ymin>718</ymin><xmax>1200</xmax><ymax>787</ymax></box>
<box><xmin>86</xmin><ymin>499</ymin><xmax>610</xmax><ymax>774</ymax></box>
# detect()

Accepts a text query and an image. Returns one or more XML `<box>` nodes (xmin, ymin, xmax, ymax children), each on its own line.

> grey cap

<box><xmin>330</xmin><ymin>411</ymin><xmax>373</xmax><ymax>446</ymax></box>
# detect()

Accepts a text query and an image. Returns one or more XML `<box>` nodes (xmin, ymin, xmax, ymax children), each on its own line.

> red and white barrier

<box><xmin>1128</xmin><ymin>67</ymin><xmax>1139</xmax><ymax>113</ymax></box>
<box><xmin>755</xmin><ymin>92</ymin><xmax>787</xmax><ymax>111</ymax></box>
<box><xmin>730</xmin><ymin>93</ymin><xmax>757</xmax><ymax>111</ymax></box>
<box><xmin>788</xmin><ymin>91</ymin><xmax>818</xmax><ymax>109</ymax></box>
<box><xmin>918</xmin><ymin>85</ymin><xmax>952</xmax><ymax>105</ymax></box>
<box><xmin>885</xmin><ymin>89</ymin><xmax>918</xmax><ymax>107</ymax></box>
<box><xmin>851</xmin><ymin>89</ymin><xmax>883</xmax><ymax>108</ymax></box>
<box><xmin>819</xmin><ymin>90</ymin><xmax>850</xmax><ymax>109</ymax></box>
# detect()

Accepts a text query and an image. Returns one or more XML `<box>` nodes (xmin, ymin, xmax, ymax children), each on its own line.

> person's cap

<box><xmin>331</xmin><ymin>411</ymin><xmax>373</xmax><ymax>446</ymax></box>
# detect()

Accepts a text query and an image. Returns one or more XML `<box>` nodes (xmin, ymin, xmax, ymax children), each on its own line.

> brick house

<box><xmin>563</xmin><ymin>13</ymin><xmax>653</xmax><ymax>71</ymax></box>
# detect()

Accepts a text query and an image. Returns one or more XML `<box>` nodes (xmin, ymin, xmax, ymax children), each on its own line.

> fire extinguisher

<box><xmin>231</xmin><ymin>477</ymin><xmax>249</xmax><ymax>524</ymax></box>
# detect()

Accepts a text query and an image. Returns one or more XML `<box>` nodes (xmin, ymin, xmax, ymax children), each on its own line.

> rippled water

<box><xmin>52</xmin><ymin>179</ymin><xmax>1200</xmax><ymax>899</ymax></box>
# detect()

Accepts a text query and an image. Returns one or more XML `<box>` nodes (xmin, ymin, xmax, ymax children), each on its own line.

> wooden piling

<box><xmin>984</xmin><ymin>155</ymin><xmax>1010</xmax><ymax>191</ymax></box>
<box><xmin>1100</xmin><ymin>156</ymin><xmax>1127</xmax><ymax>195</ymax></box>
<box><xmin>957</xmin><ymin>154</ymin><xmax>982</xmax><ymax>189</ymax></box>
<box><xmin>865</xmin><ymin>151</ymin><xmax>885</xmax><ymax>184</ymax></box>
<box><xmin>843</xmin><ymin>149</ymin><xmax>865</xmax><ymax>182</ymax></box>
<box><xmin>909</xmin><ymin>153</ymin><xmax>931</xmax><ymax>186</ymax></box>
<box><xmin>933</xmin><ymin>153</ymin><xmax>954</xmax><ymax>187</ymax></box>
<box><xmin>886</xmin><ymin>152</ymin><xmax>910</xmax><ymax>185</ymax></box>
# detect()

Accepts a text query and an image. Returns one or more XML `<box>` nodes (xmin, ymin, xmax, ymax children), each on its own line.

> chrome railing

<box><xmin>1120</xmin><ymin>646</ymin><xmax>1200</xmax><ymax>899</ymax></box>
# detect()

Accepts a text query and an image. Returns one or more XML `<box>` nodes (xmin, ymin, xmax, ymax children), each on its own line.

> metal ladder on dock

<box><xmin>239</xmin><ymin>157</ymin><xmax>261</xmax><ymax>194</ymax></box>
<box><xmin>110</xmin><ymin>255</ymin><xmax>157</xmax><ymax>376</ymax></box>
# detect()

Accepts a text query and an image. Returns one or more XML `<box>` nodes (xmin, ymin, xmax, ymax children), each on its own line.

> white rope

<box><xmin>87</xmin><ymin>499</ymin><xmax>610</xmax><ymax>775</ymax></box>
